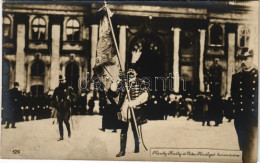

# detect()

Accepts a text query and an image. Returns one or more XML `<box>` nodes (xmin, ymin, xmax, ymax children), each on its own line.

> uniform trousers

<box><xmin>57</xmin><ymin>110</ymin><xmax>71</xmax><ymax>137</ymax></box>
<box><xmin>121</xmin><ymin>118</ymin><xmax>139</xmax><ymax>147</ymax></box>
<box><xmin>234</xmin><ymin>114</ymin><xmax>258</xmax><ymax>163</ymax></box>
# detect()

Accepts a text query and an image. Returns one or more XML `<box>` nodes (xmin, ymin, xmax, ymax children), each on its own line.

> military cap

<box><xmin>127</xmin><ymin>68</ymin><xmax>137</xmax><ymax>77</ymax></box>
<box><xmin>239</xmin><ymin>48</ymin><xmax>254</xmax><ymax>58</ymax></box>
<box><xmin>14</xmin><ymin>82</ymin><xmax>19</xmax><ymax>87</ymax></box>
<box><xmin>59</xmin><ymin>75</ymin><xmax>65</xmax><ymax>81</ymax></box>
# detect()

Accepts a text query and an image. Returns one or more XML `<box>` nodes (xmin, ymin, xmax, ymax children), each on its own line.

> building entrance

<box><xmin>128</xmin><ymin>33</ymin><xmax>165</xmax><ymax>93</ymax></box>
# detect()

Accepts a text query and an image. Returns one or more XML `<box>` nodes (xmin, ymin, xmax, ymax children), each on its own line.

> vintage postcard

<box><xmin>1</xmin><ymin>0</ymin><xmax>259</xmax><ymax>162</ymax></box>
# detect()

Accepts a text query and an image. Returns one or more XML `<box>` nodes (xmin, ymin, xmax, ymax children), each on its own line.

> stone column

<box><xmin>15</xmin><ymin>24</ymin><xmax>26</xmax><ymax>91</ymax></box>
<box><xmin>173</xmin><ymin>28</ymin><xmax>181</xmax><ymax>93</ymax></box>
<box><xmin>119</xmin><ymin>25</ymin><xmax>127</xmax><ymax>71</ymax></box>
<box><xmin>50</xmin><ymin>25</ymin><xmax>61</xmax><ymax>91</ymax></box>
<box><xmin>227</xmin><ymin>33</ymin><xmax>236</xmax><ymax>97</ymax></box>
<box><xmin>199</xmin><ymin>29</ymin><xmax>206</xmax><ymax>92</ymax></box>
<box><xmin>90</xmin><ymin>24</ymin><xmax>99</xmax><ymax>78</ymax></box>
<box><xmin>26</xmin><ymin>63</ymin><xmax>31</xmax><ymax>92</ymax></box>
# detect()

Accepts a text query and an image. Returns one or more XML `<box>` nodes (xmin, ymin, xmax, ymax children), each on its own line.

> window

<box><xmin>238</xmin><ymin>26</ymin><xmax>250</xmax><ymax>47</ymax></box>
<box><xmin>210</xmin><ymin>24</ymin><xmax>223</xmax><ymax>46</ymax></box>
<box><xmin>31</xmin><ymin>60</ymin><xmax>45</xmax><ymax>76</ymax></box>
<box><xmin>66</xmin><ymin>19</ymin><xmax>80</xmax><ymax>41</ymax></box>
<box><xmin>3</xmin><ymin>16</ymin><xmax>11</xmax><ymax>38</ymax></box>
<box><xmin>32</xmin><ymin>17</ymin><xmax>46</xmax><ymax>40</ymax></box>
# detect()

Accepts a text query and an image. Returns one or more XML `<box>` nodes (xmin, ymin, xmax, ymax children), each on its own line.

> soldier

<box><xmin>99</xmin><ymin>82</ymin><xmax>120</xmax><ymax>133</ymax></box>
<box><xmin>209</xmin><ymin>58</ymin><xmax>223</xmax><ymax>126</ymax></box>
<box><xmin>77</xmin><ymin>93</ymin><xmax>87</xmax><ymax>115</ymax></box>
<box><xmin>52</xmin><ymin>75</ymin><xmax>76</xmax><ymax>141</ymax></box>
<box><xmin>170</xmin><ymin>95</ymin><xmax>179</xmax><ymax>118</ymax></box>
<box><xmin>112</xmin><ymin>69</ymin><xmax>149</xmax><ymax>157</ymax></box>
<box><xmin>163</xmin><ymin>94</ymin><xmax>170</xmax><ymax>120</ymax></box>
<box><xmin>231</xmin><ymin>49</ymin><xmax>258</xmax><ymax>163</ymax></box>
<box><xmin>5</xmin><ymin>82</ymin><xmax>21</xmax><ymax>129</ymax></box>
<box><xmin>88</xmin><ymin>97</ymin><xmax>95</xmax><ymax>115</ymax></box>
<box><xmin>223</xmin><ymin>97</ymin><xmax>234</xmax><ymax>122</ymax></box>
<box><xmin>202</xmin><ymin>95</ymin><xmax>211</xmax><ymax>126</ymax></box>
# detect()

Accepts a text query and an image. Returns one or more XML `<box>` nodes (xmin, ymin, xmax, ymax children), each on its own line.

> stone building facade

<box><xmin>2</xmin><ymin>1</ymin><xmax>259</xmax><ymax>98</ymax></box>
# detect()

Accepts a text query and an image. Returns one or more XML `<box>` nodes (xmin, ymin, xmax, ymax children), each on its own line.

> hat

<box><xmin>14</xmin><ymin>82</ymin><xmax>19</xmax><ymax>87</ymax></box>
<box><xmin>239</xmin><ymin>48</ymin><xmax>254</xmax><ymax>58</ymax></box>
<box><xmin>59</xmin><ymin>75</ymin><xmax>65</xmax><ymax>81</ymax></box>
<box><xmin>127</xmin><ymin>68</ymin><xmax>137</xmax><ymax>77</ymax></box>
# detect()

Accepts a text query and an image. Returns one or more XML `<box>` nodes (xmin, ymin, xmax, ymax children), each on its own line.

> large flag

<box><xmin>94</xmin><ymin>7</ymin><xmax>120</xmax><ymax>91</ymax></box>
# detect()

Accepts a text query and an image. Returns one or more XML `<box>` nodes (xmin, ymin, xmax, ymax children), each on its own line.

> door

<box><xmin>65</xmin><ymin>62</ymin><xmax>79</xmax><ymax>92</ymax></box>
<box><xmin>179</xmin><ymin>29</ymin><xmax>200</xmax><ymax>96</ymax></box>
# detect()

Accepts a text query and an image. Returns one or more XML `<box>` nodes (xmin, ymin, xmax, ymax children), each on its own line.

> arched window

<box><xmin>238</xmin><ymin>26</ymin><xmax>250</xmax><ymax>47</ymax></box>
<box><xmin>31</xmin><ymin>60</ymin><xmax>45</xmax><ymax>76</ymax></box>
<box><xmin>3</xmin><ymin>16</ymin><xmax>11</xmax><ymax>38</ymax></box>
<box><xmin>66</xmin><ymin>19</ymin><xmax>80</xmax><ymax>41</ymax></box>
<box><xmin>210</xmin><ymin>24</ymin><xmax>223</xmax><ymax>46</ymax></box>
<box><xmin>32</xmin><ymin>17</ymin><xmax>46</xmax><ymax>40</ymax></box>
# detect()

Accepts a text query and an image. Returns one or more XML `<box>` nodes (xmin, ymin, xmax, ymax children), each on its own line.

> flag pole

<box><xmin>103</xmin><ymin>2</ymin><xmax>142</xmax><ymax>144</ymax></box>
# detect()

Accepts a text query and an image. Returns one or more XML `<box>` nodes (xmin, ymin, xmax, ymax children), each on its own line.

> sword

<box><xmin>70</xmin><ymin>108</ymin><xmax>74</xmax><ymax>130</ymax></box>
<box><xmin>124</xmin><ymin>81</ymin><xmax>141</xmax><ymax>142</ymax></box>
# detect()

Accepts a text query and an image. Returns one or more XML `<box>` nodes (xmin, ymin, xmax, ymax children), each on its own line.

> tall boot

<box><xmin>5</xmin><ymin>122</ymin><xmax>10</xmax><ymax>129</ymax></box>
<box><xmin>11</xmin><ymin>123</ymin><xmax>16</xmax><ymax>128</ymax></box>
<box><xmin>116</xmin><ymin>134</ymin><xmax>127</xmax><ymax>157</ymax></box>
<box><xmin>134</xmin><ymin>134</ymin><xmax>139</xmax><ymax>153</ymax></box>
<box><xmin>65</xmin><ymin>122</ymin><xmax>71</xmax><ymax>138</ymax></box>
<box><xmin>58</xmin><ymin>122</ymin><xmax>64</xmax><ymax>141</ymax></box>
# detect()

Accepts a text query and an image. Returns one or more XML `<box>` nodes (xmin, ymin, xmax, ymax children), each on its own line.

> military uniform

<box><xmin>115</xmin><ymin>70</ymin><xmax>149</xmax><ymax>157</ymax></box>
<box><xmin>52</xmin><ymin>77</ymin><xmax>76</xmax><ymax>141</ymax></box>
<box><xmin>77</xmin><ymin>94</ymin><xmax>87</xmax><ymax>115</ymax></box>
<box><xmin>5</xmin><ymin>82</ymin><xmax>21</xmax><ymax>128</ymax></box>
<box><xmin>208</xmin><ymin>63</ymin><xmax>223</xmax><ymax>126</ymax></box>
<box><xmin>223</xmin><ymin>97</ymin><xmax>234</xmax><ymax>122</ymax></box>
<box><xmin>231</xmin><ymin>67</ymin><xmax>258</xmax><ymax>162</ymax></box>
<box><xmin>209</xmin><ymin>64</ymin><xmax>222</xmax><ymax>98</ymax></box>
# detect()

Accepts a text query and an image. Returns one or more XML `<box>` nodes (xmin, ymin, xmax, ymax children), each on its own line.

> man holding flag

<box><xmin>94</xmin><ymin>3</ymin><xmax>149</xmax><ymax>157</ymax></box>
<box><xmin>113</xmin><ymin>69</ymin><xmax>149</xmax><ymax>157</ymax></box>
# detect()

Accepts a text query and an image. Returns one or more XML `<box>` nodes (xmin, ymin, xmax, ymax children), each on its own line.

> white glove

<box><xmin>131</xmin><ymin>49</ymin><xmax>142</xmax><ymax>63</ymax></box>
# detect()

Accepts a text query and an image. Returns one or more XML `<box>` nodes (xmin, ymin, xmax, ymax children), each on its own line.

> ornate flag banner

<box><xmin>94</xmin><ymin>7</ymin><xmax>120</xmax><ymax>91</ymax></box>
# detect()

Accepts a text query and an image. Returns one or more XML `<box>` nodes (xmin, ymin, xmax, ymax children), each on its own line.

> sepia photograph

<box><xmin>1</xmin><ymin>0</ymin><xmax>259</xmax><ymax>162</ymax></box>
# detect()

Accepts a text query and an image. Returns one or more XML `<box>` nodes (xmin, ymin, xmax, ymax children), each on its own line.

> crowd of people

<box><xmin>1</xmin><ymin>90</ymin><xmax>236</xmax><ymax>127</ymax></box>
<box><xmin>139</xmin><ymin>93</ymin><xmax>235</xmax><ymax>126</ymax></box>
<box><xmin>1</xmin><ymin>90</ymin><xmax>88</xmax><ymax>126</ymax></box>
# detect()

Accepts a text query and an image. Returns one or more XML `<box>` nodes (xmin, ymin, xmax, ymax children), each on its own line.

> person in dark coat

<box><xmin>1</xmin><ymin>89</ymin><xmax>8</xmax><ymax>125</ymax></box>
<box><xmin>231</xmin><ymin>49</ymin><xmax>258</xmax><ymax>163</ymax></box>
<box><xmin>209</xmin><ymin>58</ymin><xmax>223</xmax><ymax>126</ymax></box>
<box><xmin>88</xmin><ymin>97</ymin><xmax>95</xmax><ymax>115</ymax></box>
<box><xmin>52</xmin><ymin>75</ymin><xmax>76</xmax><ymax>141</ymax></box>
<box><xmin>77</xmin><ymin>93</ymin><xmax>87</xmax><ymax>115</ymax></box>
<box><xmin>202</xmin><ymin>95</ymin><xmax>211</xmax><ymax>126</ymax></box>
<box><xmin>5</xmin><ymin>82</ymin><xmax>21</xmax><ymax>129</ymax></box>
<box><xmin>99</xmin><ymin>88</ymin><xmax>120</xmax><ymax>133</ymax></box>
<box><xmin>171</xmin><ymin>96</ymin><xmax>179</xmax><ymax>118</ymax></box>
<box><xmin>223</xmin><ymin>97</ymin><xmax>234</xmax><ymax>122</ymax></box>
<box><xmin>176</xmin><ymin>97</ymin><xmax>187</xmax><ymax>118</ymax></box>
<box><xmin>163</xmin><ymin>95</ymin><xmax>170</xmax><ymax>120</ymax></box>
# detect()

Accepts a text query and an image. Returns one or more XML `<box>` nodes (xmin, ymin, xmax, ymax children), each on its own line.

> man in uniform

<box><xmin>111</xmin><ymin>69</ymin><xmax>149</xmax><ymax>157</ymax></box>
<box><xmin>231</xmin><ymin>49</ymin><xmax>258</xmax><ymax>163</ymax></box>
<box><xmin>52</xmin><ymin>75</ymin><xmax>76</xmax><ymax>141</ymax></box>
<box><xmin>209</xmin><ymin>58</ymin><xmax>223</xmax><ymax>126</ymax></box>
<box><xmin>5</xmin><ymin>82</ymin><xmax>21</xmax><ymax>129</ymax></box>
